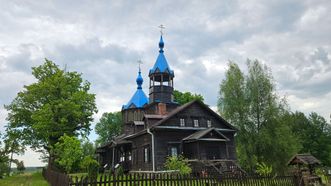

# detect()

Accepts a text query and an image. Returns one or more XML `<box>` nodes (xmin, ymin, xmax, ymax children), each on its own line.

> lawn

<box><xmin>0</xmin><ymin>172</ymin><xmax>49</xmax><ymax>186</ymax></box>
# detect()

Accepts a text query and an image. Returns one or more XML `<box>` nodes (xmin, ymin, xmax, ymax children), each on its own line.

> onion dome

<box><xmin>149</xmin><ymin>36</ymin><xmax>174</xmax><ymax>76</ymax></box>
<box><xmin>122</xmin><ymin>69</ymin><xmax>148</xmax><ymax>110</ymax></box>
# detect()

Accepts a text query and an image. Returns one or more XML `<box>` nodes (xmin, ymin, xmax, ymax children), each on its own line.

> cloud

<box><xmin>1</xmin><ymin>0</ymin><xmax>331</xmax><ymax>167</ymax></box>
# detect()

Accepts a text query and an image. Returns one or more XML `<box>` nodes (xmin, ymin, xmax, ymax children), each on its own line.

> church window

<box><xmin>144</xmin><ymin>147</ymin><xmax>150</xmax><ymax>163</ymax></box>
<box><xmin>207</xmin><ymin>120</ymin><xmax>212</xmax><ymax>128</ymax></box>
<box><xmin>180</xmin><ymin>118</ymin><xmax>185</xmax><ymax>127</ymax></box>
<box><xmin>194</xmin><ymin>119</ymin><xmax>199</xmax><ymax>127</ymax></box>
<box><xmin>120</xmin><ymin>153</ymin><xmax>125</xmax><ymax>162</ymax></box>
<box><xmin>127</xmin><ymin>151</ymin><xmax>132</xmax><ymax>161</ymax></box>
<box><xmin>170</xmin><ymin>146</ymin><xmax>178</xmax><ymax>157</ymax></box>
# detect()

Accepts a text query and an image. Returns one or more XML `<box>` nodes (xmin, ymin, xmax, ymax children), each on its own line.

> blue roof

<box><xmin>149</xmin><ymin>36</ymin><xmax>174</xmax><ymax>76</ymax></box>
<box><xmin>122</xmin><ymin>70</ymin><xmax>149</xmax><ymax>110</ymax></box>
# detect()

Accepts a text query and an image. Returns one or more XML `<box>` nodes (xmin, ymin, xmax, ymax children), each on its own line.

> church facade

<box><xmin>96</xmin><ymin>35</ymin><xmax>239</xmax><ymax>173</ymax></box>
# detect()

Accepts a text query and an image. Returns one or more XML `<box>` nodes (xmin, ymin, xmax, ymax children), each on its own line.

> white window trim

<box><xmin>144</xmin><ymin>147</ymin><xmax>149</xmax><ymax>163</ymax></box>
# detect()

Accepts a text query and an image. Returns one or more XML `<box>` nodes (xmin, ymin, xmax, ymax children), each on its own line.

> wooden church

<box><xmin>96</xmin><ymin>35</ymin><xmax>240</xmax><ymax>173</ymax></box>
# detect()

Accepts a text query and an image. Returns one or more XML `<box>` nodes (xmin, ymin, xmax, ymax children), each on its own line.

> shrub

<box><xmin>164</xmin><ymin>155</ymin><xmax>192</xmax><ymax>174</ymax></box>
<box><xmin>115</xmin><ymin>165</ymin><xmax>124</xmax><ymax>176</ymax></box>
<box><xmin>80</xmin><ymin>156</ymin><xmax>99</xmax><ymax>178</ymax></box>
<box><xmin>256</xmin><ymin>162</ymin><xmax>272</xmax><ymax>176</ymax></box>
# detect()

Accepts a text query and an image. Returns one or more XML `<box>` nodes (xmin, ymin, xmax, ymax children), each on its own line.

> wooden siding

<box><xmin>159</xmin><ymin>102</ymin><xmax>232</xmax><ymax>129</ymax></box>
<box><xmin>130</xmin><ymin>133</ymin><xmax>153</xmax><ymax>171</ymax></box>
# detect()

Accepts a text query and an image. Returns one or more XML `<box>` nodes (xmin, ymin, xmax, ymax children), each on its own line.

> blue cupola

<box><xmin>122</xmin><ymin>69</ymin><xmax>149</xmax><ymax>110</ymax></box>
<box><xmin>148</xmin><ymin>35</ymin><xmax>175</xmax><ymax>104</ymax></box>
<box><xmin>149</xmin><ymin>36</ymin><xmax>174</xmax><ymax>76</ymax></box>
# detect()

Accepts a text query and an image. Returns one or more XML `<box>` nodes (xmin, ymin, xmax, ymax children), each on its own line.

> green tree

<box><xmin>16</xmin><ymin>160</ymin><xmax>25</xmax><ymax>173</ymax></box>
<box><xmin>0</xmin><ymin>133</ymin><xmax>10</xmax><ymax>178</ymax></box>
<box><xmin>3</xmin><ymin>128</ymin><xmax>26</xmax><ymax>175</ymax></box>
<box><xmin>81</xmin><ymin>139</ymin><xmax>95</xmax><ymax>158</ymax></box>
<box><xmin>5</xmin><ymin>59</ymin><xmax>97</xmax><ymax>166</ymax></box>
<box><xmin>306</xmin><ymin>112</ymin><xmax>331</xmax><ymax>166</ymax></box>
<box><xmin>173</xmin><ymin>90</ymin><xmax>204</xmax><ymax>105</ymax></box>
<box><xmin>218</xmin><ymin>59</ymin><xmax>300</xmax><ymax>173</ymax></box>
<box><xmin>95</xmin><ymin>112</ymin><xmax>122</xmax><ymax>146</ymax></box>
<box><xmin>52</xmin><ymin>134</ymin><xmax>83</xmax><ymax>173</ymax></box>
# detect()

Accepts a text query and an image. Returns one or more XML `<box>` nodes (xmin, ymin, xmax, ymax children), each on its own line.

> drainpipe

<box><xmin>147</xmin><ymin>128</ymin><xmax>155</xmax><ymax>172</ymax></box>
<box><xmin>112</xmin><ymin>141</ymin><xmax>117</xmax><ymax>169</ymax></box>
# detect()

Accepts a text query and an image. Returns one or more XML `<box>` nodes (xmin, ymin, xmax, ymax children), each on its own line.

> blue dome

<box><xmin>122</xmin><ymin>70</ymin><xmax>149</xmax><ymax>110</ymax></box>
<box><xmin>159</xmin><ymin>35</ymin><xmax>164</xmax><ymax>52</ymax></box>
<box><xmin>136</xmin><ymin>71</ymin><xmax>143</xmax><ymax>89</ymax></box>
<box><xmin>149</xmin><ymin>36</ymin><xmax>174</xmax><ymax>76</ymax></box>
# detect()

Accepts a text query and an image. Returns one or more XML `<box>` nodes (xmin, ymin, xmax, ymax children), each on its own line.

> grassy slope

<box><xmin>0</xmin><ymin>172</ymin><xmax>49</xmax><ymax>186</ymax></box>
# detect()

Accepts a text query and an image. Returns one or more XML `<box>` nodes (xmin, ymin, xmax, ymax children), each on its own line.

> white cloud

<box><xmin>0</xmin><ymin>0</ymin><xmax>331</xmax><ymax>167</ymax></box>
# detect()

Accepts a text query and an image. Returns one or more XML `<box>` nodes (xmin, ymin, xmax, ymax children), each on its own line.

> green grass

<box><xmin>0</xmin><ymin>172</ymin><xmax>49</xmax><ymax>186</ymax></box>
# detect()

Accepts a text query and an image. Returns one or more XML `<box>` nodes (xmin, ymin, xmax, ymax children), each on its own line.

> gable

<box><xmin>182</xmin><ymin>128</ymin><xmax>230</xmax><ymax>142</ymax></box>
<box><xmin>154</xmin><ymin>101</ymin><xmax>236</xmax><ymax>131</ymax></box>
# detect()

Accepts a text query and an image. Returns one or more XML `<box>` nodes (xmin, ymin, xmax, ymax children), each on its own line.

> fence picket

<box><xmin>42</xmin><ymin>168</ymin><xmax>299</xmax><ymax>186</ymax></box>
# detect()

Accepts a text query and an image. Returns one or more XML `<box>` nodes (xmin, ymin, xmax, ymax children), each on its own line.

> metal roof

<box><xmin>149</xmin><ymin>36</ymin><xmax>174</xmax><ymax>76</ymax></box>
<box><xmin>122</xmin><ymin>70</ymin><xmax>148</xmax><ymax>110</ymax></box>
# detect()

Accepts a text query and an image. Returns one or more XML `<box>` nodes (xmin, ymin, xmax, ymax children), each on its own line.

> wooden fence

<box><xmin>69</xmin><ymin>173</ymin><xmax>297</xmax><ymax>186</ymax></box>
<box><xmin>42</xmin><ymin>168</ymin><xmax>70</xmax><ymax>186</ymax></box>
<box><xmin>42</xmin><ymin>168</ymin><xmax>298</xmax><ymax>186</ymax></box>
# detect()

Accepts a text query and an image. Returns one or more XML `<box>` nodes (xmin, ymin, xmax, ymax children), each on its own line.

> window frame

<box><xmin>144</xmin><ymin>146</ymin><xmax>150</xmax><ymax>163</ymax></box>
<box><xmin>193</xmin><ymin>119</ymin><xmax>199</xmax><ymax>127</ymax></box>
<box><xmin>180</xmin><ymin>118</ymin><xmax>185</xmax><ymax>127</ymax></box>
<box><xmin>207</xmin><ymin>120</ymin><xmax>212</xmax><ymax>128</ymax></box>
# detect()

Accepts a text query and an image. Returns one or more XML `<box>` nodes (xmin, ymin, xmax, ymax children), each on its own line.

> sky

<box><xmin>0</xmin><ymin>0</ymin><xmax>330</xmax><ymax>167</ymax></box>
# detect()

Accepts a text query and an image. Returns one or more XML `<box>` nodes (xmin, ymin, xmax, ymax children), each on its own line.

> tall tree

<box><xmin>5</xmin><ymin>59</ymin><xmax>97</xmax><ymax>166</ymax></box>
<box><xmin>218</xmin><ymin>62</ymin><xmax>255</xmax><ymax>171</ymax></box>
<box><xmin>218</xmin><ymin>59</ymin><xmax>300</xmax><ymax>173</ymax></box>
<box><xmin>305</xmin><ymin>112</ymin><xmax>331</xmax><ymax>165</ymax></box>
<box><xmin>173</xmin><ymin>90</ymin><xmax>204</xmax><ymax>105</ymax></box>
<box><xmin>95</xmin><ymin>112</ymin><xmax>122</xmax><ymax>146</ymax></box>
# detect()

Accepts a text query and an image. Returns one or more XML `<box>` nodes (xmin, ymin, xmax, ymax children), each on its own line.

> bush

<box><xmin>115</xmin><ymin>165</ymin><xmax>124</xmax><ymax>176</ymax></box>
<box><xmin>256</xmin><ymin>162</ymin><xmax>272</xmax><ymax>176</ymax></box>
<box><xmin>316</xmin><ymin>168</ymin><xmax>329</xmax><ymax>184</ymax></box>
<box><xmin>164</xmin><ymin>155</ymin><xmax>192</xmax><ymax>174</ymax></box>
<box><xmin>80</xmin><ymin>156</ymin><xmax>99</xmax><ymax>178</ymax></box>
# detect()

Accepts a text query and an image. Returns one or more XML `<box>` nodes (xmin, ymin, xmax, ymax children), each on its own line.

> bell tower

<box><xmin>149</xmin><ymin>35</ymin><xmax>174</xmax><ymax>104</ymax></box>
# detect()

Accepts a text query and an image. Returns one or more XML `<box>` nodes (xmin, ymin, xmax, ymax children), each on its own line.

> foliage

<box><xmin>16</xmin><ymin>161</ymin><xmax>25</xmax><ymax>173</ymax></box>
<box><xmin>81</xmin><ymin>139</ymin><xmax>95</xmax><ymax>158</ymax></box>
<box><xmin>80</xmin><ymin>156</ymin><xmax>99</xmax><ymax>178</ymax></box>
<box><xmin>286</xmin><ymin>111</ymin><xmax>331</xmax><ymax>166</ymax></box>
<box><xmin>0</xmin><ymin>133</ymin><xmax>9</xmax><ymax>179</ymax></box>
<box><xmin>315</xmin><ymin>168</ymin><xmax>329</xmax><ymax>184</ymax></box>
<box><xmin>5</xmin><ymin>59</ymin><xmax>97</xmax><ymax>159</ymax></box>
<box><xmin>173</xmin><ymin>90</ymin><xmax>204</xmax><ymax>105</ymax></box>
<box><xmin>256</xmin><ymin>162</ymin><xmax>272</xmax><ymax>176</ymax></box>
<box><xmin>115</xmin><ymin>165</ymin><xmax>124</xmax><ymax>176</ymax></box>
<box><xmin>95</xmin><ymin>112</ymin><xmax>122</xmax><ymax>146</ymax></box>
<box><xmin>52</xmin><ymin>134</ymin><xmax>83</xmax><ymax>173</ymax></box>
<box><xmin>218</xmin><ymin>60</ymin><xmax>300</xmax><ymax>173</ymax></box>
<box><xmin>164</xmin><ymin>155</ymin><xmax>192</xmax><ymax>174</ymax></box>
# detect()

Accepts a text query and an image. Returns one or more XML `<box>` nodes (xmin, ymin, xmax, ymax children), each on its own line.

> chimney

<box><xmin>157</xmin><ymin>103</ymin><xmax>167</xmax><ymax>115</ymax></box>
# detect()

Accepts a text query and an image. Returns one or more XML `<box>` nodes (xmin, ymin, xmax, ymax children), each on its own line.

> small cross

<box><xmin>137</xmin><ymin>60</ymin><xmax>143</xmax><ymax>71</ymax></box>
<box><xmin>159</xmin><ymin>24</ymin><xmax>165</xmax><ymax>35</ymax></box>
